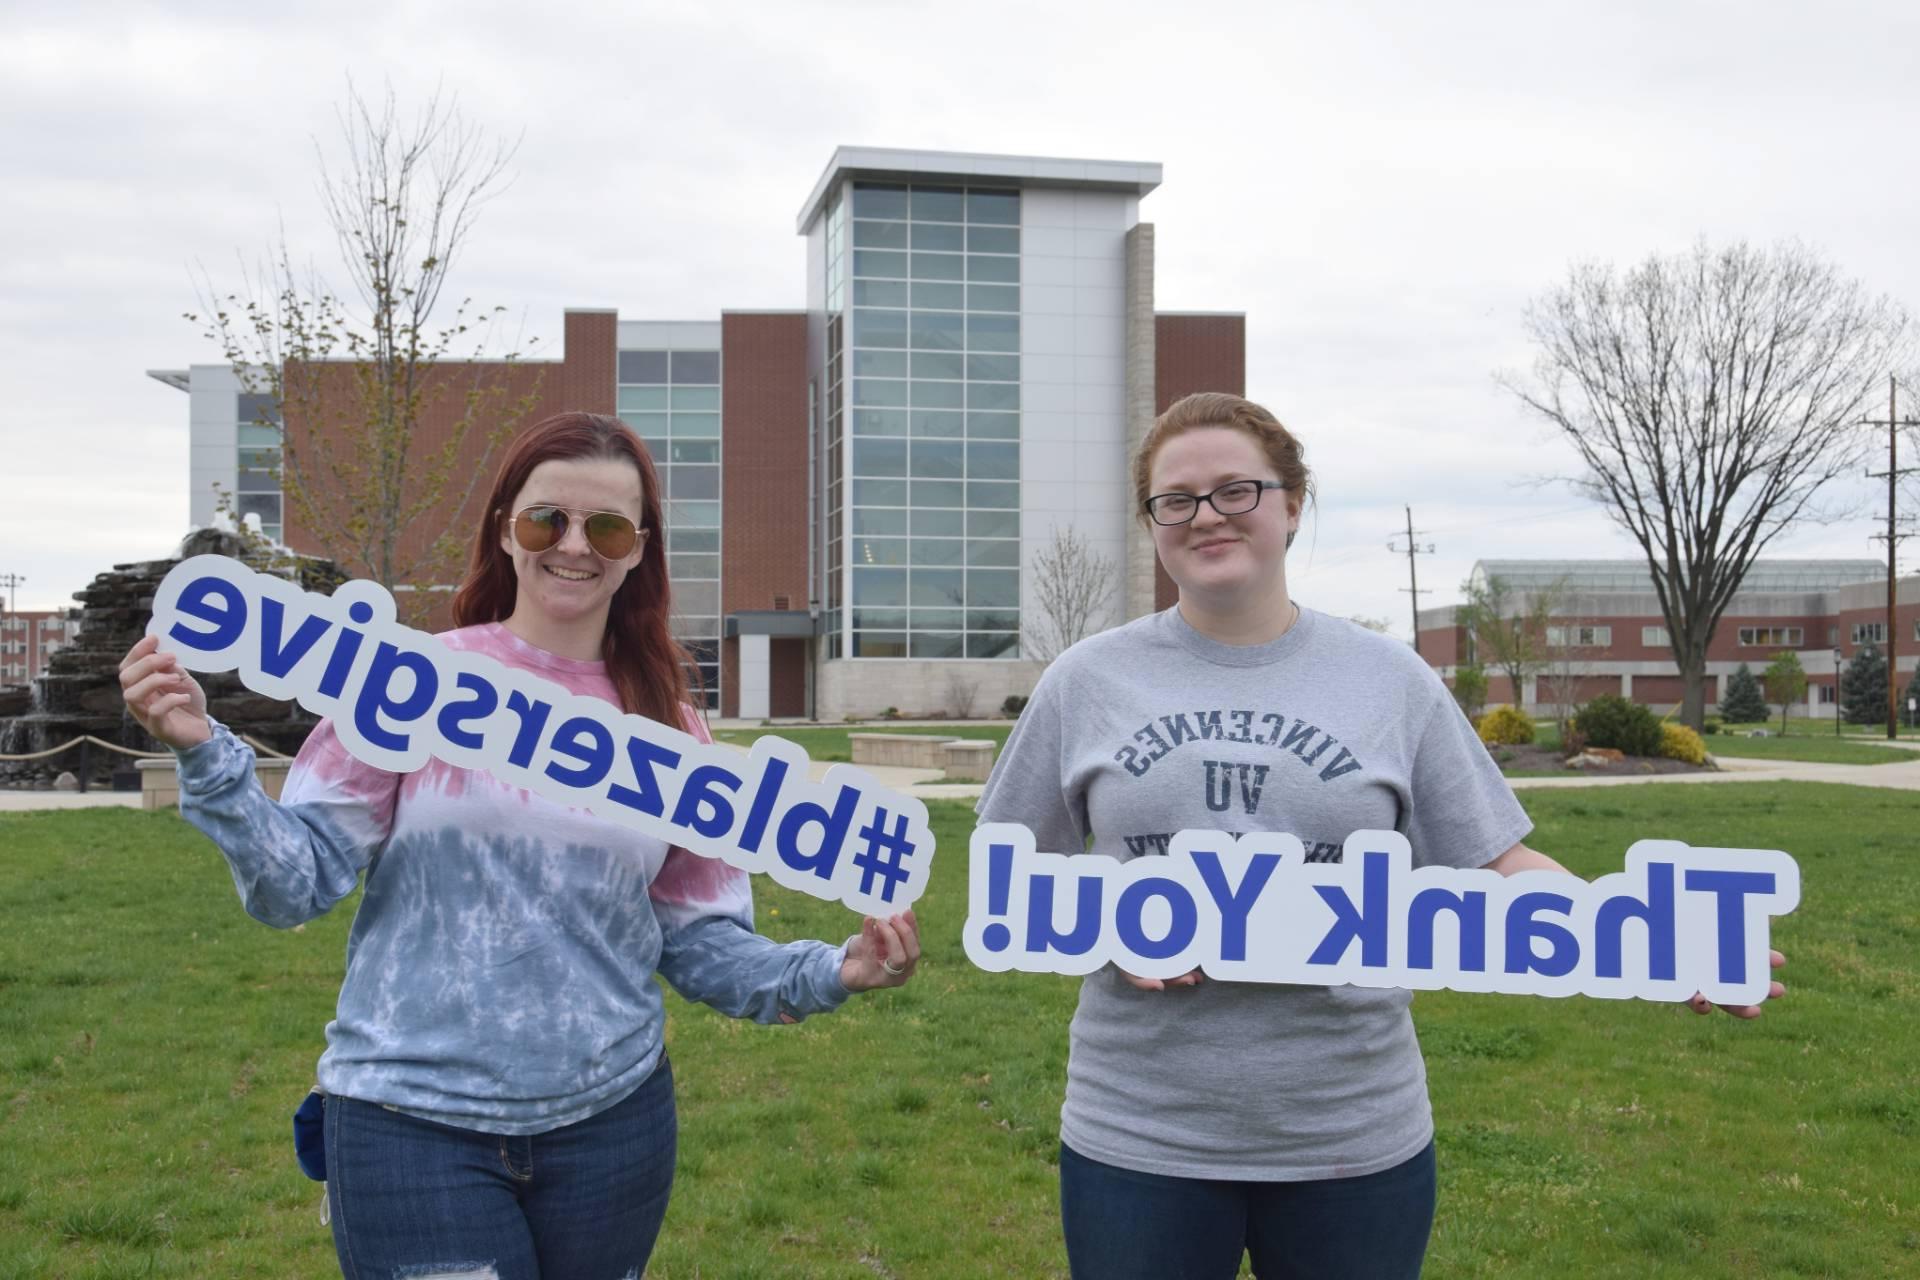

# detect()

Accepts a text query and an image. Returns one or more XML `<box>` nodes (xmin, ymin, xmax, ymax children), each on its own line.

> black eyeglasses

<box><xmin>1144</xmin><ymin>480</ymin><xmax>1287</xmax><ymax>526</ymax></box>
<box><xmin>509</xmin><ymin>505</ymin><xmax>645</xmax><ymax>560</ymax></box>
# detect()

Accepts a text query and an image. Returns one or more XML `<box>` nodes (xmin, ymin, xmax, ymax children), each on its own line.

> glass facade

<box><xmin>827</xmin><ymin>181</ymin><xmax>1022</xmax><ymax>660</ymax></box>
<box><xmin>235</xmin><ymin>391</ymin><xmax>282</xmax><ymax>541</ymax></box>
<box><xmin>619</xmin><ymin>347</ymin><xmax>722</xmax><ymax>706</ymax></box>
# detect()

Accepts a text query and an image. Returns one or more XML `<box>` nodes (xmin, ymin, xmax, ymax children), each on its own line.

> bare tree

<box><xmin>1536</xmin><ymin>618</ymin><xmax>1600</xmax><ymax>745</ymax></box>
<box><xmin>192</xmin><ymin>83</ymin><xmax>541</xmax><ymax>619</ymax></box>
<box><xmin>1507</xmin><ymin>240</ymin><xmax>1906</xmax><ymax>729</ymax></box>
<box><xmin>1454</xmin><ymin>573</ymin><xmax>1564</xmax><ymax>711</ymax></box>
<box><xmin>1027</xmin><ymin>524</ymin><xmax>1118</xmax><ymax>665</ymax></box>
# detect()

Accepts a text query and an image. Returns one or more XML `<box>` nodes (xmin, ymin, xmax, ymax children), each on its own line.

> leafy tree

<box><xmin>1841</xmin><ymin>644</ymin><xmax>1889</xmax><ymax>725</ymax></box>
<box><xmin>1455</xmin><ymin>573</ymin><xmax>1564</xmax><ymax>711</ymax></box>
<box><xmin>1451</xmin><ymin>664</ymin><xmax>1488</xmax><ymax>721</ymax></box>
<box><xmin>192</xmin><ymin>84</ymin><xmax>540</xmax><ymax>621</ymax></box>
<box><xmin>1762</xmin><ymin>651</ymin><xmax>1808</xmax><ymax>734</ymax></box>
<box><xmin>1507</xmin><ymin>240</ymin><xmax>1906</xmax><ymax>730</ymax></box>
<box><xmin>1719</xmin><ymin>662</ymin><xmax>1769</xmax><ymax>723</ymax></box>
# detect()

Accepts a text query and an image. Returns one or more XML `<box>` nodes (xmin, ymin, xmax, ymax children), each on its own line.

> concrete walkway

<box><xmin>1508</xmin><ymin>753</ymin><xmax>1920</xmax><ymax>792</ymax></box>
<box><xmin>0</xmin><ymin>790</ymin><xmax>145</xmax><ymax>812</ymax></box>
<box><xmin>8</xmin><ymin>745</ymin><xmax>1918</xmax><ymax>815</ymax></box>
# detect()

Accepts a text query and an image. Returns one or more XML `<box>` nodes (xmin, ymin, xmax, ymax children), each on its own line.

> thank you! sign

<box><xmin>963</xmin><ymin>826</ymin><xmax>1797</xmax><ymax>1005</ymax></box>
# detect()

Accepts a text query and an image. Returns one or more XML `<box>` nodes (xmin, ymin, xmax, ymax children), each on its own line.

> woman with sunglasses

<box><xmin>975</xmin><ymin>392</ymin><xmax>1782</xmax><ymax>1280</ymax></box>
<box><xmin>120</xmin><ymin>412</ymin><xmax>921</xmax><ymax>1278</ymax></box>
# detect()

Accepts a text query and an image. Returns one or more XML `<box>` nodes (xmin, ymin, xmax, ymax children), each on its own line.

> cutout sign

<box><xmin>962</xmin><ymin>825</ymin><xmax>1797</xmax><ymax>1005</ymax></box>
<box><xmin>148</xmin><ymin>555</ymin><xmax>934</xmax><ymax>916</ymax></box>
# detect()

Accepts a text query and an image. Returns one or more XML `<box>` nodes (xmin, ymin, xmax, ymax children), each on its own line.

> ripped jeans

<box><xmin>323</xmin><ymin>1056</ymin><xmax>676</xmax><ymax>1280</ymax></box>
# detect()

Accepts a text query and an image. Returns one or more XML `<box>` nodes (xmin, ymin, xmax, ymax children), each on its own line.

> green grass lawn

<box><xmin>2</xmin><ymin>786</ymin><xmax>1915</xmax><ymax>1277</ymax></box>
<box><xmin>714</xmin><ymin>723</ymin><xmax>1015</xmax><ymax>763</ymax></box>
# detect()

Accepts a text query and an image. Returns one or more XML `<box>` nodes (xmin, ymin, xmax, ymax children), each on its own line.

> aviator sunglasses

<box><xmin>509</xmin><ymin>505</ymin><xmax>644</xmax><ymax>560</ymax></box>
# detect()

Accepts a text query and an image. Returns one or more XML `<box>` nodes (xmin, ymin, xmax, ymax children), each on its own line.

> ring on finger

<box><xmin>881</xmin><ymin>958</ymin><xmax>905</xmax><ymax>976</ymax></box>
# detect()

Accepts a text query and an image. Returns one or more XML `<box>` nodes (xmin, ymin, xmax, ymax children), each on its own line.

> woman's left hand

<box><xmin>841</xmin><ymin>911</ymin><xmax>920</xmax><ymax>992</ymax></box>
<box><xmin>1687</xmin><ymin>949</ymin><xmax>1786</xmax><ymax>1019</ymax></box>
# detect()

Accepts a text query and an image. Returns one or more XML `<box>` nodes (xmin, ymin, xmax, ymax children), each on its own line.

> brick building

<box><xmin>1418</xmin><ymin>559</ymin><xmax>1919</xmax><ymax>718</ymax></box>
<box><xmin>151</xmin><ymin>147</ymin><xmax>1246</xmax><ymax>718</ymax></box>
<box><xmin>0</xmin><ymin>609</ymin><xmax>76</xmax><ymax>686</ymax></box>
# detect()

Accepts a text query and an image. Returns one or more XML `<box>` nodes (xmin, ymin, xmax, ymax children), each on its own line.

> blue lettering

<box><xmin>1116</xmin><ymin>877</ymin><xmax>1198</xmax><ymax>960</ymax></box>
<box><xmin>503</xmin><ymin>690</ymin><xmax>553</xmax><ymax>769</ymax></box>
<box><xmin>1024</xmin><ymin>874</ymin><xmax>1104</xmax><ymax>956</ymax></box>
<box><xmin>316</xmin><ymin>617</ymin><xmax>367</xmax><ymax>699</ymax></box>
<box><xmin>1595</xmin><ymin>862</ymin><xmax>1676</xmax><ymax>981</ymax></box>
<box><xmin>1683</xmin><ymin>868</ymin><xmax>1778</xmax><ymax>985</ymax></box>
<box><xmin>1504</xmin><ymin>892</ymin><xmax>1578</xmax><ymax>977</ymax></box>
<box><xmin>351</xmin><ymin>642</ymin><xmax>439</xmax><ymax>753</ymax></box>
<box><xmin>435</xmin><ymin>672</ymin><xmax>498</xmax><ymax>750</ymax></box>
<box><xmin>545</xmin><ymin>715</ymin><xmax>615</xmax><ymax>788</ymax></box>
<box><xmin>1307</xmin><ymin>850</ymin><xmax>1392</xmax><ymax>967</ymax></box>
<box><xmin>169</xmin><ymin>576</ymin><xmax>247</xmax><ymax>653</ymax></box>
<box><xmin>737</xmin><ymin>756</ymin><xmax>788</xmax><ymax>852</ymax></box>
<box><xmin>607</xmin><ymin>734</ymin><xmax>683</xmax><ymax>817</ymax></box>
<box><xmin>1191</xmin><ymin>850</ymin><xmax>1280</xmax><ymax>962</ymax></box>
<box><xmin>1407</xmin><ymin>886</ymin><xmax>1488</xmax><ymax>972</ymax></box>
<box><xmin>671</xmin><ymin>764</ymin><xmax>742</xmax><ymax>838</ymax></box>
<box><xmin>257</xmin><ymin>596</ymin><xmax>332</xmax><ymax>677</ymax></box>
<box><xmin>775</xmin><ymin>784</ymin><xmax>858</xmax><ymax>879</ymax></box>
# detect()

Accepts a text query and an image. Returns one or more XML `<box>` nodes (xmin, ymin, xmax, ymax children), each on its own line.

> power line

<box><xmin>1859</xmin><ymin>373</ymin><xmax>1920</xmax><ymax>740</ymax></box>
<box><xmin>1387</xmin><ymin>507</ymin><xmax>1436</xmax><ymax>654</ymax></box>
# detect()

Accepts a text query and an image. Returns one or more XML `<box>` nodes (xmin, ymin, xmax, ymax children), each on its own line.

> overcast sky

<box><xmin>3</xmin><ymin>0</ymin><xmax>1917</xmax><ymax>632</ymax></box>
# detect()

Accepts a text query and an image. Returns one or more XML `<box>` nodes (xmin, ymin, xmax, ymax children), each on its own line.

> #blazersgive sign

<box><xmin>962</xmin><ymin>826</ymin><xmax>1798</xmax><ymax>1006</ymax></box>
<box><xmin>148</xmin><ymin>555</ymin><xmax>934</xmax><ymax>917</ymax></box>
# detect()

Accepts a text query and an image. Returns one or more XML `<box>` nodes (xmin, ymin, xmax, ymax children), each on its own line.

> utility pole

<box><xmin>1863</xmin><ymin>375</ymin><xmax>1919</xmax><ymax>740</ymax></box>
<box><xmin>1387</xmin><ymin>507</ymin><xmax>1435</xmax><ymax>655</ymax></box>
<box><xmin>0</xmin><ymin>572</ymin><xmax>21</xmax><ymax>620</ymax></box>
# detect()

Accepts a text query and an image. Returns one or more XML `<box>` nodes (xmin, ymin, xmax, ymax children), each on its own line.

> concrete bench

<box><xmin>940</xmin><ymin>740</ymin><xmax>996</xmax><ymax>781</ymax></box>
<box><xmin>138</xmin><ymin>755</ymin><xmax>291</xmax><ymax>809</ymax></box>
<box><xmin>850</xmin><ymin>732</ymin><xmax>997</xmax><ymax>779</ymax></box>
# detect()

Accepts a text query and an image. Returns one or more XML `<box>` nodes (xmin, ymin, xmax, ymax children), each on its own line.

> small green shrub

<box><xmin>1660</xmin><ymin>723</ymin><xmax>1707</xmax><ymax>765</ymax></box>
<box><xmin>1575</xmin><ymin>695</ymin><xmax>1664</xmax><ymax>757</ymax></box>
<box><xmin>1476</xmin><ymin>705</ymin><xmax>1535</xmax><ymax>746</ymax></box>
<box><xmin>1702</xmin><ymin>716</ymin><xmax>1724</xmax><ymax>736</ymax></box>
<box><xmin>1002</xmin><ymin>694</ymin><xmax>1029</xmax><ymax>718</ymax></box>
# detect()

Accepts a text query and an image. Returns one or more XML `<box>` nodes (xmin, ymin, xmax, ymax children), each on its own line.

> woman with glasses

<box><xmin>975</xmin><ymin>392</ymin><xmax>1781</xmax><ymax>1279</ymax></box>
<box><xmin>119</xmin><ymin>411</ymin><xmax>921</xmax><ymax>1278</ymax></box>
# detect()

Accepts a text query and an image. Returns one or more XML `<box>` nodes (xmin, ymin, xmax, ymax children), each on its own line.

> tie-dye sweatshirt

<box><xmin>173</xmin><ymin>621</ymin><xmax>851</xmax><ymax>1135</ymax></box>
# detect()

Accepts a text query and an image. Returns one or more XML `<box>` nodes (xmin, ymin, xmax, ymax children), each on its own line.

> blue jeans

<box><xmin>1059</xmin><ymin>1138</ymin><xmax>1436</xmax><ymax>1280</ymax></box>
<box><xmin>323</xmin><ymin>1057</ymin><xmax>676</xmax><ymax>1279</ymax></box>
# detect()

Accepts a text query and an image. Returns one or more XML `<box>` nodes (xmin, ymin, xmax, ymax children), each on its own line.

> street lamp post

<box><xmin>1833</xmin><ymin>648</ymin><xmax>1844</xmax><ymax>739</ymax></box>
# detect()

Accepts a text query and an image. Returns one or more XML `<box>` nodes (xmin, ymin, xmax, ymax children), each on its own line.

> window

<box><xmin>1851</xmin><ymin>622</ymin><xmax>1885</xmax><ymax>646</ymax></box>
<box><xmin>1545</xmin><ymin>625</ymin><xmax>1611</xmax><ymax>647</ymax></box>
<box><xmin>842</xmin><ymin>180</ymin><xmax>1022</xmax><ymax>659</ymax></box>
<box><xmin>1818</xmin><ymin>684</ymin><xmax>1837</xmax><ymax>704</ymax></box>
<box><xmin>1738</xmin><ymin>626</ymin><xmax>1803</xmax><ymax>647</ymax></box>
<box><xmin>1642</xmin><ymin>626</ymin><xmax>1669</xmax><ymax>647</ymax></box>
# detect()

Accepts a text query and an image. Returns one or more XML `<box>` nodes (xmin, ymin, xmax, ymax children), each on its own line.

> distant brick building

<box><xmin>0</xmin><ymin>609</ymin><xmax>76</xmax><ymax>686</ymax></box>
<box><xmin>1418</xmin><ymin>559</ymin><xmax>1919</xmax><ymax>717</ymax></box>
<box><xmin>151</xmin><ymin>147</ymin><xmax>1247</xmax><ymax>718</ymax></box>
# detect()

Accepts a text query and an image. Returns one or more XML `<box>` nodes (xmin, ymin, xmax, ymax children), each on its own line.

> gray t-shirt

<box><xmin>976</xmin><ymin>604</ymin><xmax>1532</xmax><ymax>1181</ymax></box>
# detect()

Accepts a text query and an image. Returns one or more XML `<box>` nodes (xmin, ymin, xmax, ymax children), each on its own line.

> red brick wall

<box><xmin>1418</xmin><ymin>624</ymin><xmax>1464</xmax><ymax>667</ymax></box>
<box><xmin>720</xmin><ymin>312</ymin><xmax>811</xmax><ymax>717</ymax></box>
<box><xmin>280</xmin><ymin>309</ymin><xmax>617</xmax><ymax>630</ymax></box>
<box><xmin>1152</xmin><ymin>315</ymin><xmax>1247</xmax><ymax>611</ymax></box>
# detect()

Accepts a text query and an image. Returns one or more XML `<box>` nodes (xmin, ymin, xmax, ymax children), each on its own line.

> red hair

<box><xmin>451</xmin><ymin>412</ymin><xmax>698</xmax><ymax>727</ymax></box>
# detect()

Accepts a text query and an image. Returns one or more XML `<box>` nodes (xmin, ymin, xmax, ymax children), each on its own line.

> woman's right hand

<box><xmin>1119</xmin><ymin>968</ymin><xmax>1204</xmax><ymax>992</ymax></box>
<box><xmin>119</xmin><ymin>634</ymin><xmax>212</xmax><ymax>750</ymax></box>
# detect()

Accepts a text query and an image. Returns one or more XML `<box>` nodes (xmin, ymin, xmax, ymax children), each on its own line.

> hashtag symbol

<box><xmin>851</xmin><ymin>807</ymin><xmax>917</xmax><ymax>903</ymax></box>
